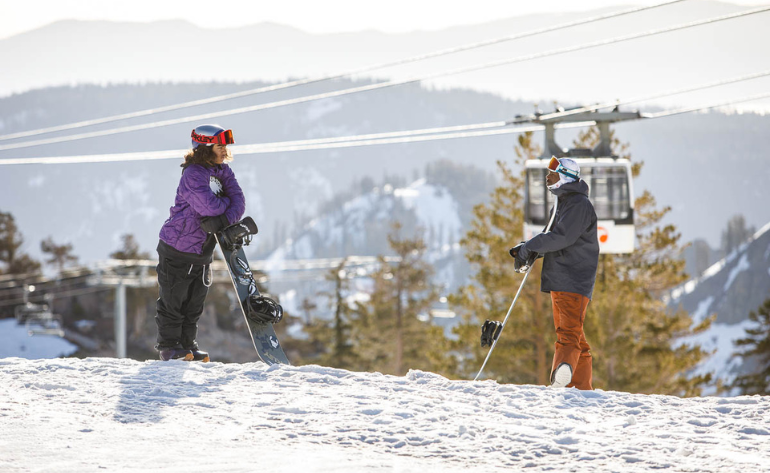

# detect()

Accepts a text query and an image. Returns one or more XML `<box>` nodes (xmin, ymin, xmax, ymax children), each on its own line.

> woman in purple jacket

<box><xmin>155</xmin><ymin>124</ymin><xmax>245</xmax><ymax>361</ymax></box>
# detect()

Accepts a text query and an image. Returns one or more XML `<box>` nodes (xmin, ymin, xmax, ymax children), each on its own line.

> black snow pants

<box><xmin>155</xmin><ymin>257</ymin><xmax>211</xmax><ymax>350</ymax></box>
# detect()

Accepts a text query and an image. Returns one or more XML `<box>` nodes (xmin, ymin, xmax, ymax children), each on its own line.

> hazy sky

<box><xmin>1</xmin><ymin>0</ymin><xmax>766</xmax><ymax>40</ymax></box>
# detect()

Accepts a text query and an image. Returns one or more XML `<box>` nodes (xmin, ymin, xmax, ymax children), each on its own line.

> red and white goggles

<box><xmin>547</xmin><ymin>156</ymin><xmax>579</xmax><ymax>180</ymax></box>
<box><xmin>191</xmin><ymin>129</ymin><xmax>234</xmax><ymax>146</ymax></box>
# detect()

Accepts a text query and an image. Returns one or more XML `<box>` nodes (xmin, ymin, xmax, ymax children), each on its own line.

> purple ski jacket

<box><xmin>159</xmin><ymin>163</ymin><xmax>245</xmax><ymax>256</ymax></box>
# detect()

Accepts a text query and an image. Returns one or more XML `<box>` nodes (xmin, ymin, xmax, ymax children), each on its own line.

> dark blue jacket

<box><xmin>519</xmin><ymin>180</ymin><xmax>599</xmax><ymax>299</ymax></box>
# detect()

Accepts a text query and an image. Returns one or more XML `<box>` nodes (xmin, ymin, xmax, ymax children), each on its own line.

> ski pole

<box><xmin>474</xmin><ymin>196</ymin><xmax>559</xmax><ymax>381</ymax></box>
<box><xmin>474</xmin><ymin>267</ymin><xmax>532</xmax><ymax>380</ymax></box>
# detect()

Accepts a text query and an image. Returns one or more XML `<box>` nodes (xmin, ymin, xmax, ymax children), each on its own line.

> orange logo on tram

<box><xmin>597</xmin><ymin>226</ymin><xmax>609</xmax><ymax>243</ymax></box>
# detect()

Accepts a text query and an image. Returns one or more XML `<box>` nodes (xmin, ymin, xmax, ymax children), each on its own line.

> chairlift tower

<box><xmin>87</xmin><ymin>260</ymin><xmax>156</xmax><ymax>358</ymax></box>
<box><xmin>516</xmin><ymin>108</ymin><xmax>643</xmax><ymax>254</ymax></box>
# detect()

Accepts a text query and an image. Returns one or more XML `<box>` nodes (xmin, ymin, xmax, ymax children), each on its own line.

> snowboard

<box><xmin>215</xmin><ymin>217</ymin><xmax>290</xmax><ymax>365</ymax></box>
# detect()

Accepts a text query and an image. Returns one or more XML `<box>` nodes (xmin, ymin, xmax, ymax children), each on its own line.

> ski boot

<box><xmin>159</xmin><ymin>347</ymin><xmax>193</xmax><ymax>361</ymax></box>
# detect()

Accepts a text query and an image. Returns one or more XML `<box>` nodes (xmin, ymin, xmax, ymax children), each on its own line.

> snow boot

<box><xmin>159</xmin><ymin>348</ymin><xmax>193</xmax><ymax>361</ymax></box>
<box><xmin>190</xmin><ymin>349</ymin><xmax>210</xmax><ymax>362</ymax></box>
<box><xmin>550</xmin><ymin>363</ymin><xmax>573</xmax><ymax>388</ymax></box>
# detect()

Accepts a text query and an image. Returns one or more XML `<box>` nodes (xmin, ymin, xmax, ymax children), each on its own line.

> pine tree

<box><xmin>303</xmin><ymin>258</ymin><xmax>359</xmax><ymax>369</ymax></box>
<box><xmin>353</xmin><ymin>223</ymin><xmax>453</xmax><ymax>376</ymax></box>
<box><xmin>572</xmin><ymin>127</ymin><xmax>712</xmax><ymax>396</ymax></box>
<box><xmin>721</xmin><ymin>214</ymin><xmax>755</xmax><ymax>257</ymax></box>
<box><xmin>450</xmin><ymin>133</ymin><xmax>553</xmax><ymax>384</ymax></box>
<box><xmin>109</xmin><ymin>234</ymin><xmax>151</xmax><ymax>260</ymax></box>
<box><xmin>40</xmin><ymin>236</ymin><xmax>78</xmax><ymax>273</ymax></box>
<box><xmin>730</xmin><ymin>298</ymin><xmax>770</xmax><ymax>395</ymax></box>
<box><xmin>0</xmin><ymin>211</ymin><xmax>41</xmax><ymax>275</ymax></box>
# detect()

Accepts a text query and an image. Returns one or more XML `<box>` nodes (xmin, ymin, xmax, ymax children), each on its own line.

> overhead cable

<box><xmin>5</xmin><ymin>85</ymin><xmax>770</xmax><ymax>166</ymax></box>
<box><xmin>642</xmin><ymin>92</ymin><xmax>770</xmax><ymax>118</ymax></box>
<box><xmin>0</xmin><ymin>0</ymin><xmax>687</xmax><ymax>143</ymax></box>
<box><xmin>533</xmin><ymin>70</ymin><xmax>770</xmax><ymax>121</ymax></box>
<box><xmin>0</xmin><ymin>123</ymin><xmax>591</xmax><ymax>165</ymax></box>
<box><xmin>2</xmin><ymin>67</ymin><xmax>768</xmax><ymax>165</ymax></box>
<box><xmin>2</xmin><ymin>5</ymin><xmax>767</xmax><ymax>152</ymax></box>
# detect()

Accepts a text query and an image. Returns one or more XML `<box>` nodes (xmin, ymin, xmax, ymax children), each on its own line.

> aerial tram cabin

<box><xmin>519</xmin><ymin>110</ymin><xmax>639</xmax><ymax>254</ymax></box>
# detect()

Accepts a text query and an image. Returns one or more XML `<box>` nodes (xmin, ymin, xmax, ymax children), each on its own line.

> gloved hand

<box><xmin>200</xmin><ymin>214</ymin><xmax>230</xmax><ymax>234</ymax></box>
<box><xmin>513</xmin><ymin>246</ymin><xmax>538</xmax><ymax>273</ymax></box>
<box><xmin>509</xmin><ymin>242</ymin><xmax>525</xmax><ymax>259</ymax></box>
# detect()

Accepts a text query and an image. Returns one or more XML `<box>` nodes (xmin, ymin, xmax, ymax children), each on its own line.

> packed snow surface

<box><xmin>1</xmin><ymin>357</ymin><xmax>769</xmax><ymax>473</ymax></box>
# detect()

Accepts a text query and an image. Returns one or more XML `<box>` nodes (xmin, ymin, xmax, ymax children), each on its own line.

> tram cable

<box><xmin>532</xmin><ymin>70</ymin><xmax>770</xmax><ymax>122</ymax></box>
<box><xmin>0</xmin><ymin>0</ymin><xmax>688</xmax><ymax>143</ymax></box>
<box><xmin>1</xmin><ymin>89</ymin><xmax>767</xmax><ymax>166</ymax></box>
<box><xmin>1</xmin><ymin>5</ymin><xmax>767</xmax><ymax>153</ymax></box>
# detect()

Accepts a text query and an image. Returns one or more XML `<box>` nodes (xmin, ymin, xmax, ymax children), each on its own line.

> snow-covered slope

<box><xmin>671</xmin><ymin>221</ymin><xmax>770</xmax><ymax>391</ymax></box>
<box><xmin>264</xmin><ymin>179</ymin><xmax>467</xmax><ymax>320</ymax></box>
<box><xmin>266</xmin><ymin>179</ymin><xmax>462</xmax><ymax>264</ymax></box>
<box><xmin>1</xmin><ymin>357</ymin><xmax>768</xmax><ymax>472</ymax></box>
<box><xmin>261</xmin><ymin>178</ymin><xmax>468</xmax><ymax>332</ymax></box>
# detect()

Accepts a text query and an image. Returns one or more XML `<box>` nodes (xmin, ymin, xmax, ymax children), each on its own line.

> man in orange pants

<box><xmin>511</xmin><ymin>157</ymin><xmax>599</xmax><ymax>389</ymax></box>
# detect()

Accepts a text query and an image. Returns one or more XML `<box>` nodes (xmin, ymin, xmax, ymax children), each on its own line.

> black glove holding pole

<box><xmin>509</xmin><ymin>242</ymin><xmax>537</xmax><ymax>273</ymax></box>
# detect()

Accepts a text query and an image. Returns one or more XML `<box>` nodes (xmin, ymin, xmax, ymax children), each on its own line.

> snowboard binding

<box><xmin>480</xmin><ymin>319</ymin><xmax>503</xmax><ymax>347</ymax></box>
<box><xmin>247</xmin><ymin>295</ymin><xmax>283</xmax><ymax>325</ymax></box>
<box><xmin>219</xmin><ymin>216</ymin><xmax>259</xmax><ymax>250</ymax></box>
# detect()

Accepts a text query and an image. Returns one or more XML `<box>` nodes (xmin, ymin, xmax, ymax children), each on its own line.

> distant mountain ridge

<box><xmin>1</xmin><ymin>1</ymin><xmax>767</xmax><ymax>112</ymax></box>
<box><xmin>669</xmin><ymin>220</ymin><xmax>770</xmax><ymax>392</ymax></box>
<box><xmin>671</xmin><ymin>221</ymin><xmax>770</xmax><ymax>325</ymax></box>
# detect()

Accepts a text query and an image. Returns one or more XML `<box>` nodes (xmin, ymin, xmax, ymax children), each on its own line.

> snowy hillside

<box><xmin>1</xmin><ymin>357</ymin><xmax>769</xmax><ymax>473</ymax></box>
<box><xmin>266</xmin><ymin>179</ymin><xmax>462</xmax><ymax>264</ymax></box>
<box><xmin>264</xmin><ymin>178</ymin><xmax>468</xmax><ymax>325</ymax></box>
<box><xmin>671</xmin><ymin>221</ymin><xmax>770</xmax><ymax>392</ymax></box>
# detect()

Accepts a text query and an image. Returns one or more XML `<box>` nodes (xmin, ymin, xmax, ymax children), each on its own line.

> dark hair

<box><xmin>181</xmin><ymin>146</ymin><xmax>232</xmax><ymax>169</ymax></box>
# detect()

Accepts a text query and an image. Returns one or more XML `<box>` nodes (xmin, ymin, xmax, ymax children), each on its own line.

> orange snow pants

<box><xmin>551</xmin><ymin>291</ymin><xmax>593</xmax><ymax>390</ymax></box>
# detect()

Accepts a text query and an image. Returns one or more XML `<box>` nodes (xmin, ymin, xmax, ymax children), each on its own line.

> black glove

<box><xmin>514</xmin><ymin>246</ymin><xmax>538</xmax><ymax>274</ymax></box>
<box><xmin>509</xmin><ymin>242</ymin><xmax>525</xmax><ymax>259</ymax></box>
<box><xmin>200</xmin><ymin>214</ymin><xmax>230</xmax><ymax>234</ymax></box>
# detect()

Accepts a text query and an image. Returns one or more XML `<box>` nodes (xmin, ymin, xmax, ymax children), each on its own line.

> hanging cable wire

<box><xmin>1</xmin><ymin>5</ymin><xmax>767</xmax><ymax>153</ymax></box>
<box><xmin>1</xmin><ymin>67</ymin><xmax>768</xmax><ymax>165</ymax></box>
<box><xmin>642</xmin><ymin>92</ymin><xmax>770</xmax><ymax>118</ymax></box>
<box><xmin>0</xmin><ymin>0</ymin><xmax>688</xmax><ymax>143</ymax></box>
<box><xmin>531</xmin><ymin>70</ymin><xmax>770</xmax><ymax>122</ymax></box>
<box><xmin>0</xmin><ymin>286</ymin><xmax>114</xmax><ymax>308</ymax></box>
<box><xmin>0</xmin><ymin>124</ymin><xmax>544</xmax><ymax>165</ymax></box>
<box><xmin>2</xmin><ymin>87</ymin><xmax>768</xmax><ymax>166</ymax></box>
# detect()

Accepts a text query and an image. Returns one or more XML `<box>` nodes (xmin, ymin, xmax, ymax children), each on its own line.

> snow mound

<box><xmin>1</xmin><ymin>357</ymin><xmax>769</xmax><ymax>472</ymax></box>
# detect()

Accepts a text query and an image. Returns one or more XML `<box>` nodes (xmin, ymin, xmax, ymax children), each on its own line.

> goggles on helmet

<box><xmin>547</xmin><ymin>156</ymin><xmax>579</xmax><ymax>180</ymax></box>
<box><xmin>191</xmin><ymin>128</ymin><xmax>234</xmax><ymax>146</ymax></box>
